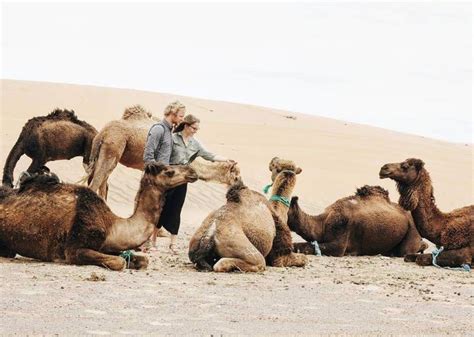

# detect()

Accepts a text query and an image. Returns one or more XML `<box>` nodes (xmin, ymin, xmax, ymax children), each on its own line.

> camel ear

<box><xmin>145</xmin><ymin>162</ymin><xmax>165</xmax><ymax>175</ymax></box>
<box><xmin>269</xmin><ymin>157</ymin><xmax>279</xmax><ymax>171</ymax></box>
<box><xmin>413</xmin><ymin>159</ymin><xmax>425</xmax><ymax>171</ymax></box>
<box><xmin>295</xmin><ymin>167</ymin><xmax>302</xmax><ymax>174</ymax></box>
<box><xmin>290</xmin><ymin>196</ymin><xmax>299</xmax><ymax>206</ymax></box>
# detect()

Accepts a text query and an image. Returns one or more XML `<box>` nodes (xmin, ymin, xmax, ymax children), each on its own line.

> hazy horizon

<box><xmin>2</xmin><ymin>2</ymin><xmax>472</xmax><ymax>143</ymax></box>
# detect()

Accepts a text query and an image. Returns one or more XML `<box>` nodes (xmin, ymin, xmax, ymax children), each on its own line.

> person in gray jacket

<box><xmin>143</xmin><ymin>100</ymin><xmax>186</xmax><ymax>165</ymax></box>
<box><xmin>150</xmin><ymin>114</ymin><xmax>235</xmax><ymax>254</ymax></box>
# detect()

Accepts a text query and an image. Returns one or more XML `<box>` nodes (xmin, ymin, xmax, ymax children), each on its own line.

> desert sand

<box><xmin>1</xmin><ymin>79</ymin><xmax>472</xmax><ymax>335</ymax></box>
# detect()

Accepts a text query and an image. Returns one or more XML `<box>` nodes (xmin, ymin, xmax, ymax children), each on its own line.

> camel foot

<box><xmin>66</xmin><ymin>248</ymin><xmax>126</xmax><ymax>271</ymax></box>
<box><xmin>415</xmin><ymin>253</ymin><xmax>433</xmax><ymax>266</ymax></box>
<box><xmin>272</xmin><ymin>253</ymin><xmax>308</xmax><ymax>268</ymax></box>
<box><xmin>293</xmin><ymin>242</ymin><xmax>315</xmax><ymax>255</ymax></box>
<box><xmin>127</xmin><ymin>254</ymin><xmax>149</xmax><ymax>270</ymax></box>
<box><xmin>404</xmin><ymin>254</ymin><xmax>418</xmax><ymax>263</ymax></box>
<box><xmin>155</xmin><ymin>227</ymin><xmax>170</xmax><ymax>238</ymax></box>
<box><xmin>0</xmin><ymin>245</ymin><xmax>16</xmax><ymax>258</ymax></box>
<box><xmin>213</xmin><ymin>257</ymin><xmax>265</xmax><ymax>273</ymax></box>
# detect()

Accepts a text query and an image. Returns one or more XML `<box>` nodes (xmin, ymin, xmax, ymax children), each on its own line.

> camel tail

<box><xmin>82</xmin><ymin>134</ymin><xmax>104</xmax><ymax>186</ymax></box>
<box><xmin>2</xmin><ymin>135</ymin><xmax>25</xmax><ymax>188</ymax></box>
<box><xmin>188</xmin><ymin>230</ymin><xmax>217</xmax><ymax>271</ymax></box>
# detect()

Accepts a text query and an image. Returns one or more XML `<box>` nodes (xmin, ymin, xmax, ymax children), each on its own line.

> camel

<box><xmin>288</xmin><ymin>185</ymin><xmax>427</xmax><ymax>257</ymax></box>
<box><xmin>380</xmin><ymin>158</ymin><xmax>473</xmax><ymax>268</ymax></box>
<box><xmin>2</xmin><ymin>109</ymin><xmax>98</xmax><ymax>188</ymax></box>
<box><xmin>0</xmin><ymin>162</ymin><xmax>198</xmax><ymax>270</ymax></box>
<box><xmin>188</xmin><ymin>170</ymin><xmax>307</xmax><ymax>272</ymax></box>
<box><xmin>86</xmin><ymin>105</ymin><xmax>240</xmax><ymax>199</ymax></box>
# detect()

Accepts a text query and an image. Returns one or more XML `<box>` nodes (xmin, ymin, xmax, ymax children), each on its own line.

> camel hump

<box><xmin>355</xmin><ymin>185</ymin><xmax>389</xmax><ymax>200</ymax></box>
<box><xmin>122</xmin><ymin>105</ymin><xmax>152</xmax><ymax>120</ymax></box>
<box><xmin>18</xmin><ymin>168</ymin><xmax>60</xmax><ymax>193</ymax></box>
<box><xmin>47</xmin><ymin>108</ymin><xmax>77</xmax><ymax>121</ymax></box>
<box><xmin>225</xmin><ymin>180</ymin><xmax>247</xmax><ymax>203</ymax></box>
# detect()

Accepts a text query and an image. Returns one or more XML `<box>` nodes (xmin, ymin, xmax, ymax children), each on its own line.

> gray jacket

<box><xmin>170</xmin><ymin>132</ymin><xmax>216</xmax><ymax>165</ymax></box>
<box><xmin>143</xmin><ymin>119</ymin><xmax>173</xmax><ymax>165</ymax></box>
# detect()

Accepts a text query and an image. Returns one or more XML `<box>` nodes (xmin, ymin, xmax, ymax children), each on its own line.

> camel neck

<box><xmin>399</xmin><ymin>170</ymin><xmax>444</xmax><ymax>245</ymax></box>
<box><xmin>103</xmin><ymin>184</ymin><xmax>166</xmax><ymax>252</ymax></box>
<box><xmin>287</xmin><ymin>202</ymin><xmax>325</xmax><ymax>242</ymax></box>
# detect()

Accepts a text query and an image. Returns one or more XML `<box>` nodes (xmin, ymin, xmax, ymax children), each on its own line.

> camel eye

<box><xmin>165</xmin><ymin>170</ymin><xmax>175</xmax><ymax>177</ymax></box>
<box><xmin>401</xmin><ymin>163</ymin><xmax>409</xmax><ymax>170</ymax></box>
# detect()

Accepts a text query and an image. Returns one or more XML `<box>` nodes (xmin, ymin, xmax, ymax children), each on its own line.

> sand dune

<box><xmin>1</xmin><ymin>79</ymin><xmax>472</xmax><ymax>335</ymax></box>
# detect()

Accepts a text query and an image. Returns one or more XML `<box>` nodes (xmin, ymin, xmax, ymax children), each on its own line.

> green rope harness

<box><xmin>263</xmin><ymin>183</ymin><xmax>273</xmax><ymax>194</ymax></box>
<box><xmin>269</xmin><ymin>194</ymin><xmax>291</xmax><ymax>207</ymax></box>
<box><xmin>119</xmin><ymin>250</ymin><xmax>134</xmax><ymax>269</ymax></box>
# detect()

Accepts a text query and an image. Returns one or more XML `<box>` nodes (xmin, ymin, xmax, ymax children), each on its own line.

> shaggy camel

<box><xmin>380</xmin><ymin>158</ymin><xmax>473</xmax><ymax>268</ymax></box>
<box><xmin>86</xmin><ymin>105</ymin><xmax>240</xmax><ymax>198</ymax></box>
<box><xmin>289</xmin><ymin>185</ymin><xmax>427</xmax><ymax>257</ymax></box>
<box><xmin>0</xmin><ymin>163</ymin><xmax>198</xmax><ymax>270</ymax></box>
<box><xmin>188</xmin><ymin>170</ymin><xmax>307</xmax><ymax>272</ymax></box>
<box><xmin>2</xmin><ymin>109</ymin><xmax>97</xmax><ymax>188</ymax></box>
<box><xmin>268</xmin><ymin>157</ymin><xmax>302</xmax><ymax>182</ymax></box>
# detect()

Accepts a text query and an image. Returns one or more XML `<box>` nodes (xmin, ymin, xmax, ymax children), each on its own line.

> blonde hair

<box><xmin>163</xmin><ymin>101</ymin><xmax>186</xmax><ymax>116</ymax></box>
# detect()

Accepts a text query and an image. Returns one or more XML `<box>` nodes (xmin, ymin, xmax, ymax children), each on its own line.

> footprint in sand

<box><xmin>85</xmin><ymin>309</ymin><xmax>107</xmax><ymax>315</ymax></box>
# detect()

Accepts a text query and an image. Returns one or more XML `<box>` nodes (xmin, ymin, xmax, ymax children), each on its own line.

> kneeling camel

<box><xmin>188</xmin><ymin>170</ymin><xmax>307</xmax><ymax>272</ymax></box>
<box><xmin>0</xmin><ymin>163</ymin><xmax>198</xmax><ymax>270</ymax></box>
<box><xmin>289</xmin><ymin>185</ymin><xmax>427</xmax><ymax>257</ymax></box>
<box><xmin>380</xmin><ymin>158</ymin><xmax>473</xmax><ymax>268</ymax></box>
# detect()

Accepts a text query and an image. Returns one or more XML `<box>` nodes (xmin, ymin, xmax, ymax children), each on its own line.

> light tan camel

<box><xmin>86</xmin><ymin>105</ymin><xmax>240</xmax><ymax>199</ymax></box>
<box><xmin>289</xmin><ymin>185</ymin><xmax>427</xmax><ymax>257</ymax></box>
<box><xmin>380</xmin><ymin>158</ymin><xmax>473</xmax><ymax>268</ymax></box>
<box><xmin>0</xmin><ymin>163</ymin><xmax>198</xmax><ymax>270</ymax></box>
<box><xmin>188</xmin><ymin>170</ymin><xmax>307</xmax><ymax>272</ymax></box>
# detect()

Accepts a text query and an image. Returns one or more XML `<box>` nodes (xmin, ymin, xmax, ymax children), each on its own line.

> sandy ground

<box><xmin>1</xmin><ymin>80</ymin><xmax>473</xmax><ymax>335</ymax></box>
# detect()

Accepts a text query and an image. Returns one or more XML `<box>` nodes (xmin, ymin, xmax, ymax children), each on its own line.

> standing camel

<box><xmin>0</xmin><ymin>163</ymin><xmax>198</xmax><ymax>270</ymax></box>
<box><xmin>380</xmin><ymin>158</ymin><xmax>473</xmax><ymax>268</ymax></box>
<box><xmin>86</xmin><ymin>105</ymin><xmax>240</xmax><ymax>199</ymax></box>
<box><xmin>188</xmin><ymin>170</ymin><xmax>307</xmax><ymax>272</ymax></box>
<box><xmin>2</xmin><ymin>109</ymin><xmax>97</xmax><ymax>187</ymax></box>
<box><xmin>288</xmin><ymin>185</ymin><xmax>427</xmax><ymax>257</ymax></box>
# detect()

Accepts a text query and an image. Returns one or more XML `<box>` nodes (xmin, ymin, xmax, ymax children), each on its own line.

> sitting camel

<box><xmin>86</xmin><ymin>105</ymin><xmax>240</xmax><ymax>199</ymax></box>
<box><xmin>188</xmin><ymin>170</ymin><xmax>307</xmax><ymax>272</ymax></box>
<box><xmin>0</xmin><ymin>163</ymin><xmax>198</xmax><ymax>270</ymax></box>
<box><xmin>380</xmin><ymin>158</ymin><xmax>473</xmax><ymax>268</ymax></box>
<box><xmin>2</xmin><ymin>109</ymin><xmax>97</xmax><ymax>188</ymax></box>
<box><xmin>289</xmin><ymin>185</ymin><xmax>427</xmax><ymax>257</ymax></box>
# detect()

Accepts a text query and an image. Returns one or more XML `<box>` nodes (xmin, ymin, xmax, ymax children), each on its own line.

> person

<box><xmin>142</xmin><ymin>101</ymin><xmax>186</xmax><ymax>250</ymax></box>
<box><xmin>150</xmin><ymin>114</ymin><xmax>235</xmax><ymax>254</ymax></box>
<box><xmin>143</xmin><ymin>100</ymin><xmax>186</xmax><ymax>165</ymax></box>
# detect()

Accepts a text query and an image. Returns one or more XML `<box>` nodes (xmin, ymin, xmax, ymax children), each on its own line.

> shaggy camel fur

<box><xmin>289</xmin><ymin>185</ymin><xmax>427</xmax><ymax>257</ymax></box>
<box><xmin>188</xmin><ymin>170</ymin><xmax>307</xmax><ymax>272</ymax></box>
<box><xmin>86</xmin><ymin>105</ymin><xmax>240</xmax><ymax>199</ymax></box>
<box><xmin>0</xmin><ymin>163</ymin><xmax>198</xmax><ymax>270</ymax></box>
<box><xmin>2</xmin><ymin>109</ymin><xmax>97</xmax><ymax>188</ymax></box>
<box><xmin>380</xmin><ymin>158</ymin><xmax>473</xmax><ymax>267</ymax></box>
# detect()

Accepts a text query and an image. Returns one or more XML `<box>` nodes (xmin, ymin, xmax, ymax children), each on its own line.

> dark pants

<box><xmin>157</xmin><ymin>183</ymin><xmax>188</xmax><ymax>235</ymax></box>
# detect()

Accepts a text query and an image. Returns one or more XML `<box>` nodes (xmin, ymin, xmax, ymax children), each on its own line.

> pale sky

<box><xmin>2</xmin><ymin>2</ymin><xmax>472</xmax><ymax>143</ymax></box>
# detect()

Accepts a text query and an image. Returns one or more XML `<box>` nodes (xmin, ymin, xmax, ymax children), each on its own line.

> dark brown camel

<box><xmin>0</xmin><ymin>163</ymin><xmax>198</xmax><ymax>270</ymax></box>
<box><xmin>289</xmin><ymin>185</ymin><xmax>427</xmax><ymax>257</ymax></box>
<box><xmin>2</xmin><ymin>109</ymin><xmax>98</xmax><ymax>188</ymax></box>
<box><xmin>188</xmin><ymin>171</ymin><xmax>307</xmax><ymax>272</ymax></box>
<box><xmin>380</xmin><ymin>158</ymin><xmax>473</xmax><ymax>268</ymax></box>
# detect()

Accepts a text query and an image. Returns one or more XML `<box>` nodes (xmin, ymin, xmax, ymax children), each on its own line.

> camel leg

<box><xmin>416</xmin><ymin>247</ymin><xmax>472</xmax><ymax>267</ymax></box>
<box><xmin>98</xmin><ymin>181</ymin><xmax>109</xmax><ymax>200</ymax></box>
<box><xmin>88</xmin><ymin>140</ymin><xmax>125</xmax><ymax>198</ymax></box>
<box><xmin>393</xmin><ymin>223</ymin><xmax>427</xmax><ymax>257</ymax></box>
<box><xmin>126</xmin><ymin>254</ymin><xmax>149</xmax><ymax>270</ymax></box>
<box><xmin>213</xmin><ymin>232</ymin><xmax>266</xmax><ymax>272</ymax></box>
<box><xmin>26</xmin><ymin>158</ymin><xmax>46</xmax><ymax>174</ymax></box>
<box><xmin>65</xmin><ymin>248</ymin><xmax>126</xmax><ymax>271</ymax></box>
<box><xmin>271</xmin><ymin>252</ymin><xmax>307</xmax><ymax>267</ymax></box>
<box><xmin>0</xmin><ymin>242</ymin><xmax>16</xmax><ymax>258</ymax></box>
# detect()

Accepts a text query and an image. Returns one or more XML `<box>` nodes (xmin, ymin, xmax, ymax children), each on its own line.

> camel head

<box><xmin>269</xmin><ymin>157</ymin><xmax>302</xmax><ymax>182</ymax></box>
<box><xmin>222</xmin><ymin>161</ymin><xmax>241</xmax><ymax>186</ymax></box>
<box><xmin>272</xmin><ymin>169</ymin><xmax>297</xmax><ymax>198</ymax></box>
<box><xmin>142</xmin><ymin>163</ymin><xmax>198</xmax><ymax>191</ymax></box>
<box><xmin>379</xmin><ymin>158</ymin><xmax>425</xmax><ymax>185</ymax></box>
